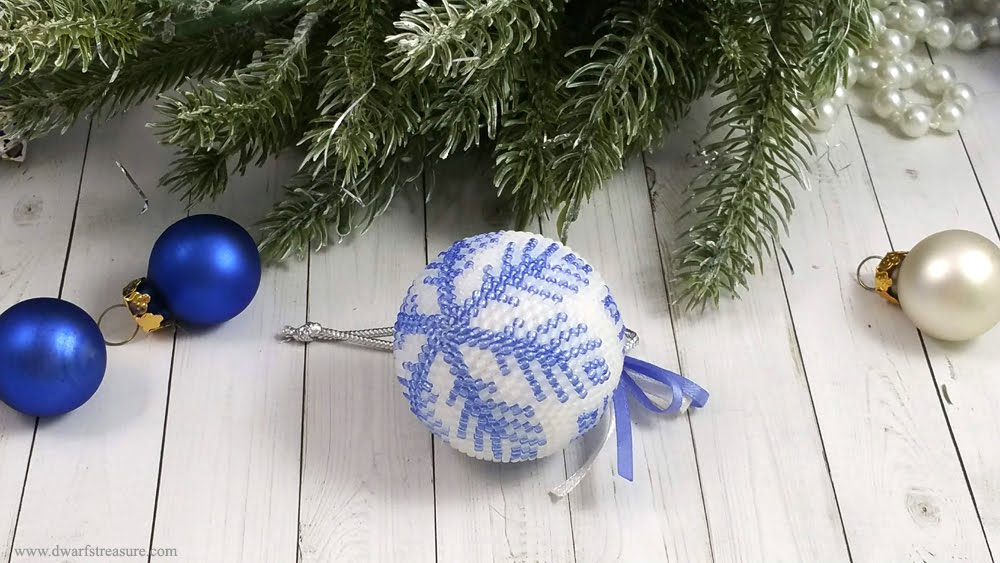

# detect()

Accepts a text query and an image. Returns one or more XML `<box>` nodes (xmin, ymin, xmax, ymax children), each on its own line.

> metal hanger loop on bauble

<box><xmin>98</xmin><ymin>304</ymin><xmax>140</xmax><ymax>347</ymax></box>
<box><xmin>856</xmin><ymin>255</ymin><xmax>883</xmax><ymax>292</ymax></box>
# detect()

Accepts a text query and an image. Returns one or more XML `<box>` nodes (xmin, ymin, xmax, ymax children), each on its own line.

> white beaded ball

<box><xmin>394</xmin><ymin>231</ymin><xmax>626</xmax><ymax>462</ymax></box>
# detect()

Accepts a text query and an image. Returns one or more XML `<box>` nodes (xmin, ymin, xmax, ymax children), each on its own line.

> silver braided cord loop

<box><xmin>280</xmin><ymin>322</ymin><xmax>395</xmax><ymax>351</ymax></box>
<box><xmin>281</xmin><ymin>323</ymin><xmax>639</xmax><ymax>355</ymax></box>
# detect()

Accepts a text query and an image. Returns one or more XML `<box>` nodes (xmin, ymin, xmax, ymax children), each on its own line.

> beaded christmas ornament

<box><xmin>282</xmin><ymin>231</ymin><xmax>709</xmax><ymax>495</ymax></box>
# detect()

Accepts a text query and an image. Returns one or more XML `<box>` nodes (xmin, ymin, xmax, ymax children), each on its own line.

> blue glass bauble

<box><xmin>147</xmin><ymin>214</ymin><xmax>261</xmax><ymax>326</ymax></box>
<box><xmin>0</xmin><ymin>298</ymin><xmax>107</xmax><ymax>417</ymax></box>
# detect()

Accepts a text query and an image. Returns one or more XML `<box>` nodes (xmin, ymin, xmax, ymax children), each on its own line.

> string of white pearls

<box><xmin>870</xmin><ymin>0</ymin><xmax>1000</xmax><ymax>50</ymax></box>
<box><xmin>809</xmin><ymin>0</ymin><xmax>993</xmax><ymax>137</ymax></box>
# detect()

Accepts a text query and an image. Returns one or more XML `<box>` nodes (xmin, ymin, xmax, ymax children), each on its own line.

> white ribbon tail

<box><xmin>549</xmin><ymin>407</ymin><xmax>616</xmax><ymax>499</ymax></box>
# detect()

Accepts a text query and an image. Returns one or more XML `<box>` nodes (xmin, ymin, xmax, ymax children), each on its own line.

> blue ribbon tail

<box><xmin>622</xmin><ymin>355</ymin><xmax>710</xmax><ymax>409</ymax></box>
<box><xmin>612</xmin><ymin>355</ymin><xmax>710</xmax><ymax>482</ymax></box>
<box><xmin>612</xmin><ymin>385</ymin><xmax>633</xmax><ymax>481</ymax></box>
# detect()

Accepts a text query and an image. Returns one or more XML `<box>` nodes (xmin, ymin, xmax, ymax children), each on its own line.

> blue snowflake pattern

<box><xmin>577</xmin><ymin>409</ymin><xmax>600</xmax><ymax>435</ymax></box>
<box><xmin>394</xmin><ymin>232</ymin><xmax>625</xmax><ymax>462</ymax></box>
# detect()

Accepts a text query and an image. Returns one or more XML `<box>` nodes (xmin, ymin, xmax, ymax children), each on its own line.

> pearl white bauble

<box><xmin>900</xmin><ymin>104</ymin><xmax>934</xmax><ymax>137</ymax></box>
<box><xmin>982</xmin><ymin>16</ymin><xmax>1000</xmax><ymax>44</ymax></box>
<box><xmin>922</xmin><ymin>64</ymin><xmax>957</xmax><ymax>94</ymax></box>
<box><xmin>846</xmin><ymin>62</ymin><xmax>859</xmax><ymax>88</ymax></box>
<box><xmin>884</xmin><ymin>4</ymin><xmax>906</xmax><ymax>28</ymax></box>
<box><xmin>943</xmin><ymin>82</ymin><xmax>976</xmax><ymax>109</ymax></box>
<box><xmin>896</xmin><ymin>56</ymin><xmax>921</xmax><ymax>88</ymax></box>
<box><xmin>871</xmin><ymin>0</ymin><xmax>890</xmax><ymax>8</ymax></box>
<box><xmin>924</xmin><ymin>16</ymin><xmax>958</xmax><ymax>47</ymax></box>
<box><xmin>857</xmin><ymin>55</ymin><xmax>883</xmax><ymax>87</ymax></box>
<box><xmin>877</xmin><ymin>59</ymin><xmax>906</xmax><ymax>87</ymax></box>
<box><xmin>871</xmin><ymin>7</ymin><xmax>888</xmax><ymax>31</ymax></box>
<box><xmin>878</xmin><ymin>29</ymin><xmax>912</xmax><ymax>56</ymax></box>
<box><xmin>902</xmin><ymin>1</ymin><xmax>932</xmax><ymax>32</ymax></box>
<box><xmin>871</xmin><ymin>8</ymin><xmax>885</xmax><ymax>32</ymax></box>
<box><xmin>926</xmin><ymin>0</ymin><xmax>950</xmax><ymax>16</ymax></box>
<box><xmin>954</xmin><ymin>21</ymin><xmax>983</xmax><ymax>49</ymax></box>
<box><xmin>810</xmin><ymin>100</ymin><xmax>841</xmax><ymax>132</ymax></box>
<box><xmin>933</xmin><ymin>100</ymin><xmax>965</xmax><ymax>133</ymax></box>
<box><xmin>830</xmin><ymin>86</ymin><xmax>849</xmax><ymax>107</ymax></box>
<box><xmin>873</xmin><ymin>87</ymin><xmax>908</xmax><ymax>120</ymax></box>
<box><xmin>896</xmin><ymin>230</ymin><xmax>1000</xmax><ymax>341</ymax></box>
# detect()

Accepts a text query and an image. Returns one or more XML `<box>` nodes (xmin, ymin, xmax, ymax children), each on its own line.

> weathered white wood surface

<box><xmin>783</xmin><ymin>112</ymin><xmax>990</xmax><ymax>561</ymax></box>
<box><xmin>920</xmin><ymin>47</ymin><xmax>1000</xmax><ymax>554</ymax></box>
<box><xmin>541</xmin><ymin>162</ymin><xmax>712</xmax><ymax>563</ymax></box>
<box><xmin>9</xmin><ymin>107</ymin><xmax>184</xmax><ymax>563</ymax></box>
<box><xmin>646</xmin><ymin>116</ymin><xmax>852</xmax><ymax>563</ymax></box>
<box><xmin>148</xmin><ymin>157</ymin><xmax>306</xmax><ymax>562</ymax></box>
<box><xmin>0</xmin><ymin>124</ymin><xmax>91</xmax><ymax>563</ymax></box>
<box><xmin>297</xmin><ymin>187</ymin><xmax>436</xmax><ymax>563</ymax></box>
<box><xmin>425</xmin><ymin>152</ymin><xmax>576</xmax><ymax>563</ymax></box>
<box><xmin>1</xmin><ymin>51</ymin><xmax>999</xmax><ymax>563</ymax></box>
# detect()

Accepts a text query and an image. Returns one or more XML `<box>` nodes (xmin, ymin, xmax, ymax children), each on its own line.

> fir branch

<box><xmin>421</xmin><ymin>58</ymin><xmax>518</xmax><ymax>159</ymax></box>
<box><xmin>299</xmin><ymin>2</ymin><xmax>422</xmax><ymax>184</ymax></box>
<box><xmin>258</xmin><ymin>143</ymin><xmax>425</xmax><ymax>261</ymax></box>
<box><xmin>0</xmin><ymin>0</ymin><xmax>151</xmax><ymax>76</ymax></box>
<box><xmin>493</xmin><ymin>47</ymin><xmax>568</xmax><ymax>228</ymax></box>
<box><xmin>386</xmin><ymin>0</ymin><xmax>557</xmax><ymax>79</ymax></box>
<box><xmin>805</xmin><ymin>0</ymin><xmax>874</xmax><ymax>97</ymax></box>
<box><xmin>495</xmin><ymin>3</ymin><xmax>713</xmax><ymax>231</ymax></box>
<box><xmin>674</xmin><ymin>0</ymin><xmax>817</xmax><ymax>307</ymax></box>
<box><xmin>415</xmin><ymin>0</ymin><xmax>562</xmax><ymax>159</ymax></box>
<box><xmin>0</xmin><ymin>24</ymin><xmax>266</xmax><ymax>140</ymax></box>
<box><xmin>166</xmin><ymin>0</ymin><xmax>303</xmax><ymax>37</ymax></box>
<box><xmin>545</xmin><ymin>0</ymin><xmax>685</xmax><ymax>239</ymax></box>
<box><xmin>160</xmin><ymin>149</ymin><xmax>231</xmax><ymax>202</ymax></box>
<box><xmin>154</xmin><ymin>8</ymin><xmax>326</xmax><ymax>201</ymax></box>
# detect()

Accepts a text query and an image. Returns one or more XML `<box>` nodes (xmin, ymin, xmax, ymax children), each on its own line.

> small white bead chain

<box><xmin>810</xmin><ymin>0</ymin><xmax>996</xmax><ymax>137</ymax></box>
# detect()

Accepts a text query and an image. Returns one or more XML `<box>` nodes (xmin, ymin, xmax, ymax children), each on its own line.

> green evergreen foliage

<box><xmin>0</xmin><ymin>0</ymin><xmax>873</xmax><ymax>306</ymax></box>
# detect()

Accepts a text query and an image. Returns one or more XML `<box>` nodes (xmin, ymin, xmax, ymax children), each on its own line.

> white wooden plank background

<box><xmin>1</xmin><ymin>55</ymin><xmax>999</xmax><ymax>563</ymax></box>
<box><xmin>0</xmin><ymin>124</ymin><xmax>90</xmax><ymax>563</ymax></box>
<box><xmin>542</xmin><ymin>163</ymin><xmax>712</xmax><ymax>563</ymax></box>
<box><xmin>647</xmin><ymin>116</ymin><xmax>852</xmax><ymax>563</ymax></box>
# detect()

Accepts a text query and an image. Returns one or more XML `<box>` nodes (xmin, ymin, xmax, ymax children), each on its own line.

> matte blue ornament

<box><xmin>0</xmin><ymin>298</ymin><xmax>107</xmax><ymax>417</ymax></box>
<box><xmin>125</xmin><ymin>214</ymin><xmax>261</xmax><ymax>330</ymax></box>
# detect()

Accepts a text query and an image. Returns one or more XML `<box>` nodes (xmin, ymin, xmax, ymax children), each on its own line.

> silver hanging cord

<box><xmin>281</xmin><ymin>323</ymin><xmax>640</xmax><ymax>354</ymax></box>
<box><xmin>280</xmin><ymin>322</ymin><xmax>395</xmax><ymax>351</ymax></box>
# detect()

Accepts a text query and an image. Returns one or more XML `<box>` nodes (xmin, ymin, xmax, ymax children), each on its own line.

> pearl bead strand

<box><xmin>809</xmin><ymin>0</ymin><xmax>995</xmax><ymax>138</ymax></box>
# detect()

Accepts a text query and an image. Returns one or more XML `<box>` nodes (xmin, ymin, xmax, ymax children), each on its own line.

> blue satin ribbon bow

<box><xmin>611</xmin><ymin>356</ymin><xmax>709</xmax><ymax>481</ymax></box>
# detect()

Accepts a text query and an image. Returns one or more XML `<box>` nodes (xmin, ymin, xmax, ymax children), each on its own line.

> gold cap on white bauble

<box><xmin>896</xmin><ymin>230</ymin><xmax>1000</xmax><ymax>341</ymax></box>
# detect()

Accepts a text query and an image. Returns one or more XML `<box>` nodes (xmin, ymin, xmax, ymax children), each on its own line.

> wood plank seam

<box><xmin>847</xmin><ymin>104</ymin><xmax>995</xmax><ymax>562</ymax></box>
<box><xmin>420</xmin><ymin>173</ymin><xmax>443</xmax><ymax>563</ymax></box>
<box><xmin>5</xmin><ymin>122</ymin><xmax>92</xmax><ymax>563</ymax></box>
<box><xmin>639</xmin><ymin>151</ymin><xmax>717</xmax><ymax>563</ymax></box>
<box><xmin>925</xmin><ymin>46</ymin><xmax>1000</xmax><ymax>241</ymax></box>
<box><xmin>296</xmin><ymin>252</ymin><xmax>311</xmax><ymax>563</ymax></box>
<box><xmin>144</xmin><ymin>333</ymin><xmax>180</xmax><ymax>563</ymax></box>
<box><xmin>772</xmin><ymin>247</ymin><xmax>856</xmax><ymax>563</ymax></box>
